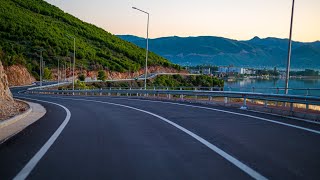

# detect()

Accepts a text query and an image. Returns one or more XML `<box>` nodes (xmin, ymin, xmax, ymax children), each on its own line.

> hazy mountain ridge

<box><xmin>118</xmin><ymin>35</ymin><xmax>320</xmax><ymax>68</ymax></box>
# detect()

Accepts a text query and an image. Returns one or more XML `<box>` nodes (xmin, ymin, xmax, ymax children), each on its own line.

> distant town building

<box><xmin>189</xmin><ymin>69</ymin><xmax>200</xmax><ymax>74</ymax></box>
<box><xmin>218</xmin><ymin>66</ymin><xmax>256</xmax><ymax>75</ymax></box>
<box><xmin>218</xmin><ymin>67</ymin><xmax>228</xmax><ymax>73</ymax></box>
<box><xmin>188</xmin><ymin>66</ymin><xmax>256</xmax><ymax>75</ymax></box>
<box><xmin>202</xmin><ymin>68</ymin><xmax>211</xmax><ymax>75</ymax></box>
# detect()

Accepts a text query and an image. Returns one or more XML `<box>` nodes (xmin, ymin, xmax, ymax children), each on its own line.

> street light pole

<box><xmin>64</xmin><ymin>61</ymin><xmax>67</xmax><ymax>82</ymax></box>
<box><xmin>285</xmin><ymin>0</ymin><xmax>295</xmax><ymax>94</ymax></box>
<box><xmin>43</xmin><ymin>61</ymin><xmax>45</xmax><ymax>81</ymax></box>
<box><xmin>58</xmin><ymin>57</ymin><xmax>60</xmax><ymax>85</ymax></box>
<box><xmin>66</xmin><ymin>34</ymin><xmax>76</xmax><ymax>93</ymax></box>
<box><xmin>37</xmin><ymin>48</ymin><xmax>45</xmax><ymax>88</ymax></box>
<box><xmin>73</xmin><ymin>37</ymin><xmax>75</xmax><ymax>92</ymax></box>
<box><xmin>39</xmin><ymin>51</ymin><xmax>42</xmax><ymax>87</ymax></box>
<box><xmin>132</xmin><ymin>7</ymin><xmax>149</xmax><ymax>90</ymax></box>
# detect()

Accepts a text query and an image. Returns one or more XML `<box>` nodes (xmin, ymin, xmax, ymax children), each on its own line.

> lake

<box><xmin>224</xmin><ymin>78</ymin><xmax>320</xmax><ymax>96</ymax></box>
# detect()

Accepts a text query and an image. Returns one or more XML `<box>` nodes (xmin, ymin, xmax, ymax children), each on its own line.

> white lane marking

<box><xmin>61</xmin><ymin>97</ymin><xmax>267</xmax><ymax>180</ymax></box>
<box><xmin>96</xmin><ymin>97</ymin><xmax>320</xmax><ymax>135</ymax></box>
<box><xmin>14</xmin><ymin>97</ymin><xmax>71</xmax><ymax>180</ymax></box>
<box><xmin>21</xmin><ymin>95</ymin><xmax>320</xmax><ymax>135</ymax></box>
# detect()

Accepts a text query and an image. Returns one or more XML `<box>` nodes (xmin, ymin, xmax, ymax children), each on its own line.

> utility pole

<box><xmin>285</xmin><ymin>0</ymin><xmax>295</xmax><ymax>94</ymax></box>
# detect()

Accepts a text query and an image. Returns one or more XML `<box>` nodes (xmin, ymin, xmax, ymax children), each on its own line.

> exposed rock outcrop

<box><xmin>85</xmin><ymin>66</ymin><xmax>187</xmax><ymax>80</ymax></box>
<box><xmin>5</xmin><ymin>65</ymin><xmax>36</xmax><ymax>87</ymax></box>
<box><xmin>0</xmin><ymin>61</ymin><xmax>28</xmax><ymax>120</ymax></box>
<box><xmin>0</xmin><ymin>61</ymin><xmax>13</xmax><ymax>102</ymax></box>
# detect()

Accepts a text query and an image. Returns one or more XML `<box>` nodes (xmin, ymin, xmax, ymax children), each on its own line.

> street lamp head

<box><xmin>132</xmin><ymin>6</ymin><xmax>149</xmax><ymax>14</ymax></box>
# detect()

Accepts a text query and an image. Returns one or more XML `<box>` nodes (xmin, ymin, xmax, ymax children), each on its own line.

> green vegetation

<box><xmin>61</xmin><ymin>75</ymin><xmax>224</xmax><ymax>89</ymax></box>
<box><xmin>256</xmin><ymin>68</ymin><xmax>280</xmax><ymax>76</ymax></box>
<box><xmin>291</xmin><ymin>69</ymin><xmax>319</xmax><ymax>77</ymax></box>
<box><xmin>98</xmin><ymin>70</ymin><xmax>106</xmax><ymax>81</ymax></box>
<box><xmin>43</xmin><ymin>67</ymin><xmax>52</xmax><ymax>80</ymax></box>
<box><xmin>78</xmin><ymin>74</ymin><xmax>86</xmax><ymax>81</ymax></box>
<box><xmin>153</xmin><ymin>75</ymin><xmax>224</xmax><ymax>87</ymax></box>
<box><xmin>0</xmin><ymin>0</ymin><xmax>180</xmax><ymax>80</ymax></box>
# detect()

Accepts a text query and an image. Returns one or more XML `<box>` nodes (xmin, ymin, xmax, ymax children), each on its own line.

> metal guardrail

<box><xmin>28</xmin><ymin>82</ymin><xmax>71</xmax><ymax>90</ymax></box>
<box><xmin>26</xmin><ymin>87</ymin><xmax>320</xmax><ymax>111</ymax></box>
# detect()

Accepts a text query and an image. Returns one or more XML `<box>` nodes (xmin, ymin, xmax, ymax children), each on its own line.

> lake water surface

<box><xmin>224</xmin><ymin>78</ymin><xmax>320</xmax><ymax>96</ymax></box>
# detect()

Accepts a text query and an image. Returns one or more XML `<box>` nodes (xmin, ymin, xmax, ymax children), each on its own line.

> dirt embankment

<box><xmin>0</xmin><ymin>62</ymin><xmax>28</xmax><ymax>120</ymax></box>
<box><xmin>52</xmin><ymin>66</ymin><xmax>187</xmax><ymax>80</ymax></box>
<box><xmin>5</xmin><ymin>65</ymin><xmax>36</xmax><ymax>87</ymax></box>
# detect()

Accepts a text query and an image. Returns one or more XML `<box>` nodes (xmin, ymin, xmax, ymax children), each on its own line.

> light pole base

<box><xmin>240</xmin><ymin>106</ymin><xmax>248</xmax><ymax>110</ymax></box>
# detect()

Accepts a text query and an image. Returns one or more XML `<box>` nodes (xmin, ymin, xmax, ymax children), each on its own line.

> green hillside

<box><xmin>0</xmin><ymin>0</ymin><xmax>179</xmax><ymax>78</ymax></box>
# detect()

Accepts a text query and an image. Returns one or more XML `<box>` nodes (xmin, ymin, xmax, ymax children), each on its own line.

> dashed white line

<box><xmin>13</xmin><ymin>97</ymin><xmax>71</xmax><ymax>180</ymax></box>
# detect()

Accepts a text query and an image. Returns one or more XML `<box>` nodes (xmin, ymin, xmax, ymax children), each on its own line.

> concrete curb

<box><xmin>0</xmin><ymin>100</ymin><xmax>32</xmax><ymax>129</ymax></box>
<box><xmin>0</xmin><ymin>99</ymin><xmax>46</xmax><ymax>143</ymax></box>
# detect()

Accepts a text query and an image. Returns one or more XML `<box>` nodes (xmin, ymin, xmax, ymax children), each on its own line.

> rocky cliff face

<box><xmin>0</xmin><ymin>61</ymin><xmax>29</xmax><ymax>120</ymax></box>
<box><xmin>5</xmin><ymin>65</ymin><xmax>36</xmax><ymax>87</ymax></box>
<box><xmin>0</xmin><ymin>61</ymin><xmax>13</xmax><ymax>102</ymax></box>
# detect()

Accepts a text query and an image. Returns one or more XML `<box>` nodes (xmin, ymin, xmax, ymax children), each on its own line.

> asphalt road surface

<box><xmin>1</xmin><ymin>86</ymin><xmax>320</xmax><ymax>179</ymax></box>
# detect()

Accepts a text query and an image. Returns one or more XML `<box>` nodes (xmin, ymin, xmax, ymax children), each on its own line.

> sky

<box><xmin>45</xmin><ymin>0</ymin><xmax>320</xmax><ymax>42</ymax></box>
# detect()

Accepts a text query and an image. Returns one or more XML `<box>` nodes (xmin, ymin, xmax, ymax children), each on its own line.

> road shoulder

<box><xmin>0</xmin><ymin>100</ymin><xmax>46</xmax><ymax>143</ymax></box>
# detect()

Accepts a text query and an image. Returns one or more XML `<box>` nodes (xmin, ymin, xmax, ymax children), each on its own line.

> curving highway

<box><xmin>1</xmin><ymin>86</ymin><xmax>320</xmax><ymax>179</ymax></box>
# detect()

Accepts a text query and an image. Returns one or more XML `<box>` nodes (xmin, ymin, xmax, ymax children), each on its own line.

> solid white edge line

<box><xmin>63</xmin><ymin>97</ymin><xmax>267</xmax><ymax>180</ymax></box>
<box><xmin>101</xmin><ymin>97</ymin><xmax>320</xmax><ymax>135</ymax></box>
<box><xmin>13</xmin><ymin>97</ymin><xmax>71</xmax><ymax>180</ymax></box>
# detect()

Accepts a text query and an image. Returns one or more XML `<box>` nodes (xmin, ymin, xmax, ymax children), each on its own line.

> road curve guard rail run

<box><xmin>25</xmin><ymin>88</ymin><xmax>320</xmax><ymax>111</ymax></box>
<box><xmin>27</xmin><ymin>82</ymin><xmax>71</xmax><ymax>91</ymax></box>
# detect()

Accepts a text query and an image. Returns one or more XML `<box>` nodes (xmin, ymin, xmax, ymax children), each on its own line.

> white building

<box><xmin>218</xmin><ymin>67</ymin><xmax>228</xmax><ymax>73</ymax></box>
<box><xmin>218</xmin><ymin>66</ymin><xmax>256</xmax><ymax>75</ymax></box>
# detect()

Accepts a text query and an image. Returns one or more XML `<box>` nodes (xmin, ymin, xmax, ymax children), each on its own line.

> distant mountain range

<box><xmin>118</xmin><ymin>35</ymin><xmax>320</xmax><ymax>69</ymax></box>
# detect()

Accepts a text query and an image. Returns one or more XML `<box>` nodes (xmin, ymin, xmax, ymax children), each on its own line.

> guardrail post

<box><xmin>194</xmin><ymin>88</ymin><xmax>197</xmax><ymax>100</ymax></box>
<box><xmin>251</xmin><ymin>87</ymin><xmax>255</xmax><ymax>103</ymax></box>
<box><xmin>224</xmin><ymin>97</ymin><xmax>228</xmax><ymax>104</ymax></box>
<box><xmin>240</xmin><ymin>95</ymin><xmax>248</xmax><ymax>110</ymax></box>
<box><xmin>129</xmin><ymin>87</ymin><xmax>132</xmax><ymax>96</ymax></box>
<box><xmin>209</xmin><ymin>87</ymin><xmax>213</xmax><ymax>101</ymax></box>
<box><xmin>264</xmin><ymin>100</ymin><xmax>268</xmax><ymax>108</ymax></box>
<box><xmin>108</xmin><ymin>87</ymin><xmax>111</xmax><ymax>96</ymax></box>
<box><xmin>118</xmin><ymin>87</ymin><xmax>121</xmax><ymax>96</ymax></box>
<box><xmin>153</xmin><ymin>87</ymin><xmax>156</xmax><ymax>97</ymax></box>
<box><xmin>100</xmin><ymin>88</ymin><xmax>102</xmax><ymax>96</ymax></box>
<box><xmin>290</xmin><ymin>102</ymin><xmax>294</xmax><ymax>112</ymax></box>
<box><xmin>166</xmin><ymin>87</ymin><xmax>169</xmax><ymax>99</ymax></box>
